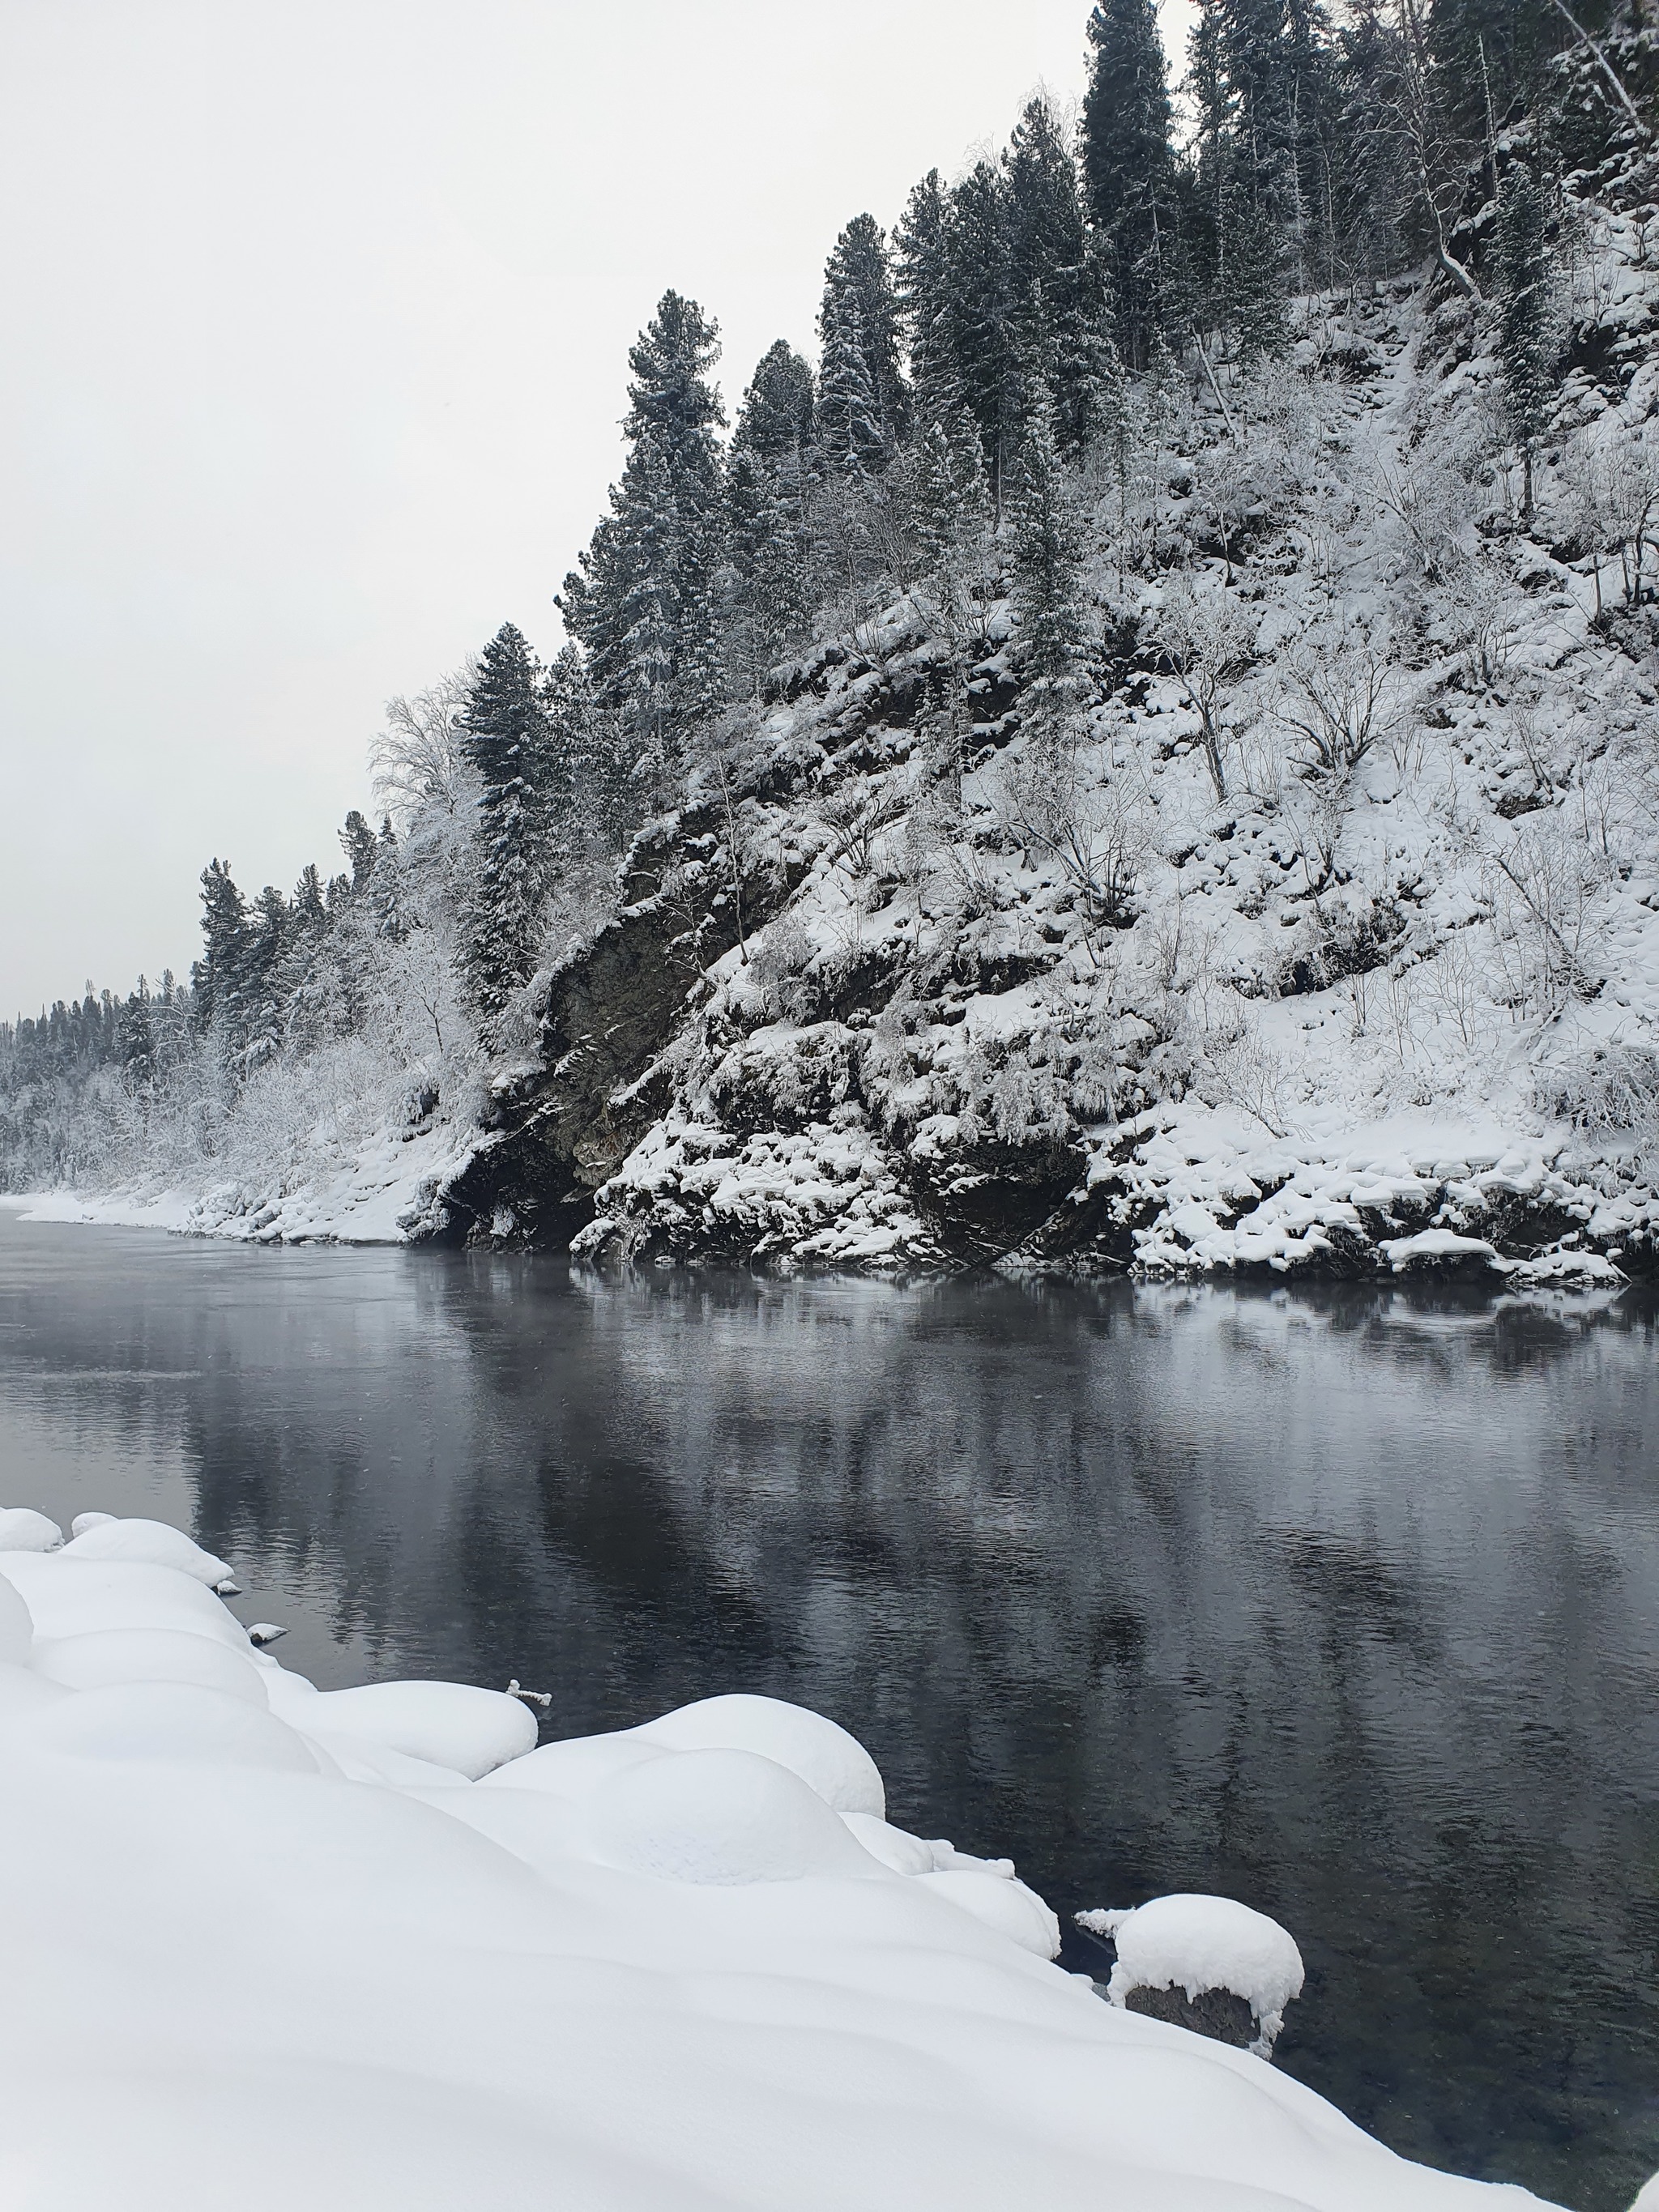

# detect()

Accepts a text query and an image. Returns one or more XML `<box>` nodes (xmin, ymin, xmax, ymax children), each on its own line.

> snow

<box><xmin>61</xmin><ymin>1513</ymin><xmax>235</xmax><ymax>1588</ymax></box>
<box><xmin>1079</xmin><ymin>1895</ymin><xmax>1307</xmax><ymax>2059</ymax></box>
<box><xmin>0</xmin><ymin>1506</ymin><xmax>65</xmax><ymax>1551</ymax></box>
<box><xmin>0</xmin><ymin>1501</ymin><xmax>1567</xmax><ymax>2209</ymax></box>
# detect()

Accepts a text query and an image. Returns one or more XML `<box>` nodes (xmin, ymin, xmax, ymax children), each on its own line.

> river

<box><xmin>0</xmin><ymin>1205</ymin><xmax>1654</xmax><ymax>2210</ymax></box>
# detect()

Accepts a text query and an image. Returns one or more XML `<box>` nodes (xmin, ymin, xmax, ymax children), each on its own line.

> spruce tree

<box><xmin>818</xmin><ymin>215</ymin><xmax>908</xmax><ymax>456</ymax></box>
<box><xmin>1004</xmin><ymin>95</ymin><xmax>1119</xmax><ymax>457</ymax></box>
<box><xmin>1082</xmin><ymin>0</ymin><xmax>1178</xmax><ymax>369</ymax></box>
<box><xmin>816</xmin><ymin>287</ymin><xmax>886</xmax><ymax>479</ymax></box>
<box><xmin>458</xmin><ymin>621</ymin><xmax>548</xmax><ymax>1032</ymax></box>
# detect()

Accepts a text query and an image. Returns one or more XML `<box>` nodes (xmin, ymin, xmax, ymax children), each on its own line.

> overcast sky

<box><xmin>0</xmin><ymin>0</ymin><xmax>1196</xmax><ymax>1019</ymax></box>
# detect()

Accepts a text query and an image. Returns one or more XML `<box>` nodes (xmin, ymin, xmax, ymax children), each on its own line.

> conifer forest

<box><xmin>6</xmin><ymin>0</ymin><xmax>1659</xmax><ymax>1281</ymax></box>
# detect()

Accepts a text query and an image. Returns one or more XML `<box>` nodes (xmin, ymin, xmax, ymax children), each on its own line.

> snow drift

<box><xmin>0</xmin><ymin>1502</ymin><xmax>1576</xmax><ymax>2210</ymax></box>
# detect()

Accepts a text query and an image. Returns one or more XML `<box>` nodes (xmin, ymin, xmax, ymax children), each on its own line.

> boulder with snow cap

<box><xmin>0</xmin><ymin>1508</ymin><xmax>64</xmax><ymax>1552</ymax></box>
<box><xmin>60</xmin><ymin>1516</ymin><xmax>237</xmax><ymax>1591</ymax></box>
<box><xmin>70</xmin><ymin>1511</ymin><xmax>117</xmax><ymax>1538</ymax></box>
<box><xmin>631</xmin><ymin>1691</ymin><xmax>885</xmax><ymax>1818</ymax></box>
<box><xmin>1077</xmin><ymin>1893</ymin><xmax>1305</xmax><ymax>2058</ymax></box>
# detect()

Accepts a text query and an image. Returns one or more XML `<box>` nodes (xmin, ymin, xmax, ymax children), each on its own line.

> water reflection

<box><xmin>0</xmin><ymin>1210</ymin><xmax>1654</xmax><ymax>2211</ymax></box>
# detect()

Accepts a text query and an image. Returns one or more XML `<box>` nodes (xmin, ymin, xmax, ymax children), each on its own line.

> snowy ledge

<box><xmin>0</xmin><ymin>1506</ymin><xmax>1567</xmax><ymax>2210</ymax></box>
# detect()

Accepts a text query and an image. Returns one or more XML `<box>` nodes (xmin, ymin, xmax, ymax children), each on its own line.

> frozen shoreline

<box><xmin>0</xmin><ymin>1502</ymin><xmax>1568</xmax><ymax>2210</ymax></box>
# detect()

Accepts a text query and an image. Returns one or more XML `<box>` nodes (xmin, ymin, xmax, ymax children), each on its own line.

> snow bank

<box><xmin>0</xmin><ymin>1502</ymin><xmax>1563</xmax><ymax>2208</ymax></box>
<box><xmin>1079</xmin><ymin>1894</ymin><xmax>1307</xmax><ymax>2058</ymax></box>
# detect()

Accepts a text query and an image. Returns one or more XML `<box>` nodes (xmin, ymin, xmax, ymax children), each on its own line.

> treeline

<box><xmin>2</xmin><ymin>0</ymin><xmax>1652</xmax><ymax>1190</ymax></box>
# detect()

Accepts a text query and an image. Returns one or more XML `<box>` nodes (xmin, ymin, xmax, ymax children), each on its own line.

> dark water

<box><xmin>1</xmin><ymin>1208</ymin><xmax>1655</xmax><ymax>2212</ymax></box>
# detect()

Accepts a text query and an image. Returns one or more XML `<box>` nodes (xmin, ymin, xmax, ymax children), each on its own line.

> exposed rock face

<box><xmin>1124</xmin><ymin>1983</ymin><xmax>1260</xmax><ymax>2050</ymax></box>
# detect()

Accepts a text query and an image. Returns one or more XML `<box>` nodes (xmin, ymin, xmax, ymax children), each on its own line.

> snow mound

<box><xmin>582</xmin><ymin>1745</ymin><xmax>881</xmax><ymax>1886</ymax></box>
<box><xmin>268</xmin><ymin>1677</ymin><xmax>539</xmax><ymax>1779</ymax></box>
<box><xmin>0</xmin><ymin>1554</ymin><xmax>251</xmax><ymax>1649</ymax></box>
<box><xmin>1080</xmin><ymin>1894</ymin><xmax>1307</xmax><ymax>2056</ymax></box>
<box><xmin>19</xmin><ymin>1680</ymin><xmax>330</xmax><ymax>1773</ymax></box>
<box><xmin>32</xmin><ymin>1627</ymin><xmax>271</xmax><ymax>1705</ymax></box>
<box><xmin>919</xmin><ymin>1867</ymin><xmax>1061</xmax><ymax>1958</ymax></box>
<box><xmin>61</xmin><ymin>1515</ymin><xmax>235</xmax><ymax>1589</ymax></box>
<box><xmin>632</xmin><ymin>1691</ymin><xmax>886</xmax><ymax>1817</ymax></box>
<box><xmin>70</xmin><ymin>1511</ymin><xmax>117</xmax><ymax>1536</ymax></box>
<box><xmin>0</xmin><ymin>1507</ymin><xmax>63</xmax><ymax>1552</ymax></box>
<box><xmin>476</xmin><ymin>1728</ymin><xmax>668</xmax><ymax>1800</ymax></box>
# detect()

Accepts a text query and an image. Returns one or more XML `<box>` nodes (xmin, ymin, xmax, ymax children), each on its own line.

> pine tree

<box><xmin>458</xmin><ymin>621</ymin><xmax>548</xmax><ymax>1031</ymax></box>
<box><xmin>192</xmin><ymin>859</ymin><xmax>249</xmax><ymax>1046</ymax></box>
<box><xmin>1082</xmin><ymin>0</ymin><xmax>1178</xmax><ymax>369</ymax></box>
<box><xmin>1008</xmin><ymin>395</ymin><xmax>1088</xmax><ymax>740</ymax></box>
<box><xmin>897</xmin><ymin>171</ymin><xmax>958</xmax><ymax>424</ymax></box>
<box><xmin>726</xmin><ymin>343</ymin><xmax>817</xmax><ymax>692</ymax></box>
<box><xmin>1495</xmin><ymin>158</ymin><xmax>1557</xmax><ymax>520</ymax></box>
<box><xmin>558</xmin><ymin>292</ymin><xmax>727</xmax><ymax>765</ymax></box>
<box><xmin>240</xmin><ymin>886</ymin><xmax>290</xmax><ymax>1070</ymax></box>
<box><xmin>945</xmin><ymin>161</ymin><xmax>1021</xmax><ymax>509</ymax></box>
<box><xmin>732</xmin><ymin>339</ymin><xmax>816</xmax><ymax>464</ymax></box>
<box><xmin>339</xmin><ymin>811</ymin><xmax>377</xmax><ymax>897</ymax></box>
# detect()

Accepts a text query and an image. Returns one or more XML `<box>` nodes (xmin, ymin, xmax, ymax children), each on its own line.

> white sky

<box><xmin>0</xmin><ymin>1</ymin><xmax>1196</xmax><ymax>1018</ymax></box>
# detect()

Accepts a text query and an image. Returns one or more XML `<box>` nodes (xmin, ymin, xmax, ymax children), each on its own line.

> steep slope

<box><xmin>440</xmin><ymin>271</ymin><xmax>1659</xmax><ymax>1284</ymax></box>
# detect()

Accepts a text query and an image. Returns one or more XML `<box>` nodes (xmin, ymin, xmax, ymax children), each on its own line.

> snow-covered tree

<box><xmin>458</xmin><ymin>621</ymin><xmax>548</xmax><ymax>1032</ymax></box>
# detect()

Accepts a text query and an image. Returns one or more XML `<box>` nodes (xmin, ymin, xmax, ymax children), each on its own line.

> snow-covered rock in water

<box><xmin>631</xmin><ymin>1690</ymin><xmax>886</xmax><ymax>1817</ymax></box>
<box><xmin>60</xmin><ymin>1515</ymin><xmax>236</xmax><ymax>1590</ymax></box>
<box><xmin>0</xmin><ymin>1507</ymin><xmax>63</xmax><ymax>1552</ymax></box>
<box><xmin>1079</xmin><ymin>1894</ymin><xmax>1306</xmax><ymax>2058</ymax></box>
<box><xmin>70</xmin><ymin>1511</ymin><xmax>117</xmax><ymax>1537</ymax></box>
<box><xmin>0</xmin><ymin>1503</ymin><xmax>1565</xmax><ymax>2209</ymax></box>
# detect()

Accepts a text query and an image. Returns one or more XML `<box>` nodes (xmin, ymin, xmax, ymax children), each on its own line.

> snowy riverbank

<box><xmin>0</xmin><ymin>1502</ymin><xmax>1580</xmax><ymax>2210</ymax></box>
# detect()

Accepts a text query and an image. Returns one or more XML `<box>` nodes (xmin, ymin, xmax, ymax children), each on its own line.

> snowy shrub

<box><xmin>1540</xmin><ymin>1045</ymin><xmax>1659</xmax><ymax>1183</ymax></box>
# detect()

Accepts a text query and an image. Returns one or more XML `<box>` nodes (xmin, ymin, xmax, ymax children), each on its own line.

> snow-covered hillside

<box><xmin>0</xmin><ymin>1502</ymin><xmax>1570</xmax><ymax>2209</ymax></box>
<box><xmin>437</xmin><ymin>266</ymin><xmax>1658</xmax><ymax>1284</ymax></box>
<box><xmin>7</xmin><ymin>11</ymin><xmax>1658</xmax><ymax>1283</ymax></box>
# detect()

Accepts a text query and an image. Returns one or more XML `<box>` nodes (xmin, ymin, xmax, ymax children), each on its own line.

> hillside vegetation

<box><xmin>6</xmin><ymin>0</ymin><xmax>1659</xmax><ymax>1282</ymax></box>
